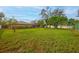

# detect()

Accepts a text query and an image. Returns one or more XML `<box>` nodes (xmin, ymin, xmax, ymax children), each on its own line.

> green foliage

<box><xmin>59</xmin><ymin>16</ymin><xmax>68</xmax><ymax>25</ymax></box>
<box><xmin>47</xmin><ymin>16</ymin><xmax>68</xmax><ymax>28</ymax></box>
<box><xmin>37</xmin><ymin>20</ymin><xmax>44</xmax><ymax>27</ymax></box>
<box><xmin>40</xmin><ymin>8</ymin><xmax>69</xmax><ymax>28</ymax></box>
<box><xmin>0</xmin><ymin>12</ymin><xmax>5</xmax><ymax>25</ymax></box>
<box><xmin>48</xmin><ymin>16</ymin><xmax>59</xmax><ymax>28</ymax></box>
<box><xmin>68</xmin><ymin>18</ymin><xmax>75</xmax><ymax>26</ymax></box>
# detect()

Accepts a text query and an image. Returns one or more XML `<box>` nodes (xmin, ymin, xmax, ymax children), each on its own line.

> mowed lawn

<box><xmin>0</xmin><ymin>28</ymin><xmax>79</xmax><ymax>53</ymax></box>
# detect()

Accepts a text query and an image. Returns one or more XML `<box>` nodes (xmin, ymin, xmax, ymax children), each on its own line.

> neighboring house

<box><xmin>5</xmin><ymin>24</ymin><xmax>32</xmax><ymax>29</ymax></box>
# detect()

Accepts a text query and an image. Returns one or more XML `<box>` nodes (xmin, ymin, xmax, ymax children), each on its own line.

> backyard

<box><xmin>0</xmin><ymin>28</ymin><xmax>79</xmax><ymax>53</ymax></box>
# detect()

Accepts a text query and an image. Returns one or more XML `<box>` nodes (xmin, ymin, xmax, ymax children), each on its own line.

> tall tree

<box><xmin>0</xmin><ymin>12</ymin><xmax>5</xmax><ymax>21</ymax></box>
<box><xmin>1</xmin><ymin>17</ymin><xmax>8</xmax><ymax>28</ymax></box>
<box><xmin>40</xmin><ymin>6</ymin><xmax>50</xmax><ymax>27</ymax></box>
<box><xmin>49</xmin><ymin>8</ymin><xmax>67</xmax><ymax>28</ymax></box>
<box><xmin>52</xmin><ymin>8</ymin><xmax>64</xmax><ymax>16</ymax></box>
<box><xmin>9</xmin><ymin>16</ymin><xmax>17</xmax><ymax>32</ymax></box>
<box><xmin>0</xmin><ymin>12</ymin><xmax>5</xmax><ymax>29</ymax></box>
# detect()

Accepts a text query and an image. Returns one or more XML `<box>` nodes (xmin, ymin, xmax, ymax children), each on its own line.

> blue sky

<box><xmin>0</xmin><ymin>6</ymin><xmax>79</xmax><ymax>22</ymax></box>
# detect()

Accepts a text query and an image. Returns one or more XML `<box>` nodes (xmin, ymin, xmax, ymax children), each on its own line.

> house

<box><xmin>6</xmin><ymin>23</ymin><xmax>32</xmax><ymax>29</ymax></box>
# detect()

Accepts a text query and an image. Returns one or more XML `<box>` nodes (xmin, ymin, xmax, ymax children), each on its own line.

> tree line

<box><xmin>0</xmin><ymin>7</ymin><xmax>79</xmax><ymax>31</ymax></box>
<box><xmin>37</xmin><ymin>7</ymin><xmax>79</xmax><ymax>29</ymax></box>
<box><xmin>0</xmin><ymin>12</ymin><xmax>17</xmax><ymax>32</ymax></box>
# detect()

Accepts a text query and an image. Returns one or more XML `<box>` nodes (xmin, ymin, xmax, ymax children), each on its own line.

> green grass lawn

<box><xmin>0</xmin><ymin>28</ymin><xmax>79</xmax><ymax>53</ymax></box>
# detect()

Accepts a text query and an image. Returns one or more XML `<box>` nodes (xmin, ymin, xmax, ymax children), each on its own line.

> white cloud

<box><xmin>64</xmin><ymin>9</ymin><xmax>77</xmax><ymax>15</ymax></box>
<box><xmin>14</xmin><ymin>6</ymin><xmax>27</xmax><ymax>9</ymax></box>
<box><xmin>31</xmin><ymin>7</ymin><xmax>45</xmax><ymax>10</ymax></box>
<box><xmin>12</xmin><ymin>6</ymin><xmax>45</xmax><ymax>11</ymax></box>
<box><xmin>6</xmin><ymin>14</ymin><xmax>26</xmax><ymax>18</ymax></box>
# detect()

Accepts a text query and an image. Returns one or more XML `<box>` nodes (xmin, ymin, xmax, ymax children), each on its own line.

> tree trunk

<box><xmin>54</xmin><ymin>22</ymin><xmax>58</xmax><ymax>29</ymax></box>
<box><xmin>13</xmin><ymin>25</ymin><xmax>16</xmax><ymax>32</ymax></box>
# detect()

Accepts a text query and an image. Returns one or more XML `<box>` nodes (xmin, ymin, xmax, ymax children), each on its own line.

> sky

<box><xmin>0</xmin><ymin>6</ymin><xmax>79</xmax><ymax>22</ymax></box>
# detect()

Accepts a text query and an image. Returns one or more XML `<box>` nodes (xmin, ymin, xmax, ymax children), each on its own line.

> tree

<box><xmin>52</xmin><ymin>8</ymin><xmax>65</xmax><ymax>16</ymax></box>
<box><xmin>0</xmin><ymin>12</ymin><xmax>5</xmax><ymax>21</ymax></box>
<box><xmin>1</xmin><ymin>17</ymin><xmax>8</xmax><ymax>28</ymax></box>
<box><xmin>68</xmin><ymin>18</ymin><xmax>75</xmax><ymax>26</ymax></box>
<box><xmin>0</xmin><ymin>12</ymin><xmax>5</xmax><ymax>29</ymax></box>
<box><xmin>59</xmin><ymin>16</ymin><xmax>68</xmax><ymax>26</ymax></box>
<box><xmin>48</xmin><ymin>8</ymin><xmax>66</xmax><ymax>28</ymax></box>
<box><xmin>48</xmin><ymin>16</ymin><xmax>60</xmax><ymax>28</ymax></box>
<box><xmin>68</xmin><ymin>18</ymin><xmax>76</xmax><ymax>29</ymax></box>
<box><xmin>40</xmin><ymin>7</ymin><xmax>50</xmax><ymax>27</ymax></box>
<box><xmin>9</xmin><ymin>17</ymin><xmax>17</xmax><ymax>32</ymax></box>
<box><xmin>8</xmin><ymin>18</ymin><xmax>13</xmax><ymax>29</ymax></box>
<box><xmin>37</xmin><ymin>20</ymin><xmax>45</xmax><ymax>27</ymax></box>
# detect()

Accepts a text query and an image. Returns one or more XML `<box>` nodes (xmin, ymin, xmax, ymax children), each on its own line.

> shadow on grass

<box><xmin>0</xmin><ymin>29</ymin><xmax>4</xmax><ymax>39</ymax></box>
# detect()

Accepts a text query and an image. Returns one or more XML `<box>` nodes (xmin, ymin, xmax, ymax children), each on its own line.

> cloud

<box><xmin>14</xmin><ymin>6</ymin><xmax>45</xmax><ymax>10</ymax></box>
<box><xmin>31</xmin><ymin>6</ymin><xmax>45</xmax><ymax>10</ymax></box>
<box><xmin>64</xmin><ymin>9</ymin><xmax>77</xmax><ymax>15</ymax></box>
<box><xmin>14</xmin><ymin>6</ymin><xmax>27</xmax><ymax>9</ymax></box>
<box><xmin>6</xmin><ymin>14</ymin><xmax>27</xmax><ymax>18</ymax></box>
